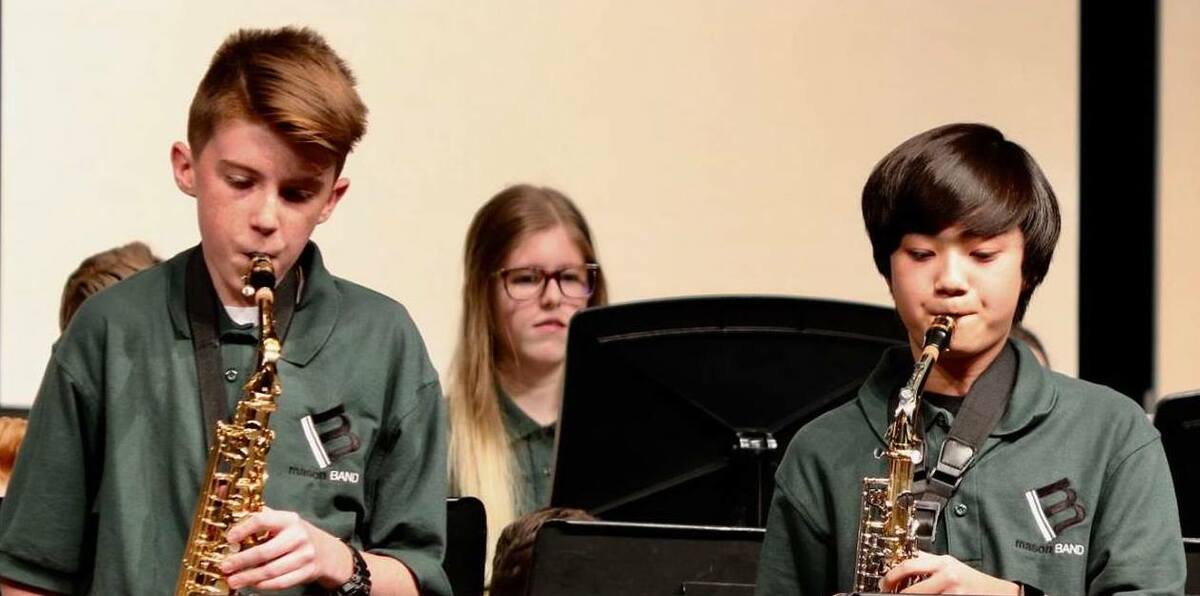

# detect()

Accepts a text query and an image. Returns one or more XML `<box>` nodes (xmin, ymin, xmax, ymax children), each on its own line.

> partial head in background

<box><xmin>170</xmin><ymin>27</ymin><xmax>368</xmax><ymax>307</ymax></box>
<box><xmin>60</xmin><ymin>241</ymin><xmax>161</xmax><ymax>331</ymax></box>
<box><xmin>489</xmin><ymin>507</ymin><xmax>597</xmax><ymax>596</ymax></box>
<box><xmin>0</xmin><ymin>417</ymin><xmax>28</xmax><ymax>496</ymax></box>
<box><xmin>1010</xmin><ymin>323</ymin><xmax>1051</xmax><ymax>368</ymax></box>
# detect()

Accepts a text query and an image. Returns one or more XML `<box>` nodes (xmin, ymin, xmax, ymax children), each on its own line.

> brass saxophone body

<box><xmin>851</xmin><ymin>315</ymin><xmax>955</xmax><ymax>593</ymax></box>
<box><xmin>176</xmin><ymin>256</ymin><xmax>283</xmax><ymax>596</ymax></box>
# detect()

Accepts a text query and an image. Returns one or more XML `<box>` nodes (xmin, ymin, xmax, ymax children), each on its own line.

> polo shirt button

<box><xmin>224</xmin><ymin>369</ymin><xmax>239</xmax><ymax>382</ymax></box>
<box><xmin>953</xmin><ymin>503</ymin><xmax>968</xmax><ymax>517</ymax></box>
<box><xmin>541</xmin><ymin>467</ymin><xmax>551</xmax><ymax>477</ymax></box>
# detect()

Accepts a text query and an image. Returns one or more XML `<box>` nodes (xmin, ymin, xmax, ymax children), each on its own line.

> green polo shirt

<box><xmin>0</xmin><ymin>244</ymin><xmax>452</xmax><ymax>596</ymax></box>
<box><xmin>755</xmin><ymin>340</ymin><xmax>1185</xmax><ymax>596</ymax></box>
<box><xmin>498</xmin><ymin>391</ymin><xmax>556</xmax><ymax>515</ymax></box>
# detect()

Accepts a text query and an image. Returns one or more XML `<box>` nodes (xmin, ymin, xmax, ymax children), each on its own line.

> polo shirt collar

<box><xmin>166</xmin><ymin>241</ymin><xmax>339</xmax><ymax>367</ymax></box>
<box><xmin>498</xmin><ymin>387</ymin><xmax>551</xmax><ymax>442</ymax></box>
<box><xmin>858</xmin><ymin>338</ymin><xmax>1057</xmax><ymax>442</ymax></box>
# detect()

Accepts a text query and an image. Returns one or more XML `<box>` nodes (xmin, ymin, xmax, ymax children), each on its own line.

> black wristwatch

<box><xmin>334</xmin><ymin>542</ymin><xmax>372</xmax><ymax>596</ymax></box>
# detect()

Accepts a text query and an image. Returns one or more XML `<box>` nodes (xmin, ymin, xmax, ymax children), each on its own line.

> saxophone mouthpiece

<box><xmin>241</xmin><ymin>255</ymin><xmax>276</xmax><ymax>297</ymax></box>
<box><xmin>921</xmin><ymin>315</ymin><xmax>956</xmax><ymax>359</ymax></box>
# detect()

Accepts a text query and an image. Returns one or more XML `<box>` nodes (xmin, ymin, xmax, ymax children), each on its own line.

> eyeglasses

<box><xmin>495</xmin><ymin>264</ymin><xmax>600</xmax><ymax>301</ymax></box>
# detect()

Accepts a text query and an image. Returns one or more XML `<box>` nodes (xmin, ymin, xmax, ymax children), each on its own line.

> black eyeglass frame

<box><xmin>493</xmin><ymin>264</ymin><xmax>601</xmax><ymax>301</ymax></box>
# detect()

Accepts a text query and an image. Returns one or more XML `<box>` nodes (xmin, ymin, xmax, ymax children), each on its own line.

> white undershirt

<box><xmin>224</xmin><ymin>305</ymin><xmax>258</xmax><ymax>327</ymax></box>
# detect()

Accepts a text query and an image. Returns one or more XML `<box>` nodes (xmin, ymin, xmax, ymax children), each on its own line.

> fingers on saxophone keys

<box><xmin>225</xmin><ymin>547</ymin><xmax>312</xmax><ymax>590</ymax></box>
<box><xmin>880</xmin><ymin>552</ymin><xmax>931</xmax><ymax>592</ymax></box>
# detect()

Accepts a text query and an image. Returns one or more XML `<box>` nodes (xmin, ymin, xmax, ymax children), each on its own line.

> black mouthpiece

<box><xmin>248</xmin><ymin>257</ymin><xmax>276</xmax><ymax>290</ymax></box>
<box><xmin>923</xmin><ymin>316</ymin><xmax>955</xmax><ymax>352</ymax></box>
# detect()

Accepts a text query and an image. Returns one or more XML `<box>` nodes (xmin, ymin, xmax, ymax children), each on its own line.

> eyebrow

<box><xmin>216</xmin><ymin>159</ymin><xmax>327</xmax><ymax>189</ymax></box>
<box><xmin>216</xmin><ymin>159</ymin><xmax>258</xmax><ymax>176</ymax></box>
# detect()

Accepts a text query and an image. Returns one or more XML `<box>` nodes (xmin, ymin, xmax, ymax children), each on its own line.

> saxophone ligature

<box><xmin>176</xmin><ymin>255</ymin><xmax>283</xmax><ymax>595</ymax></box>
<box><xmin>851</xmin><ymin>315</ymin><xmax>955</xmax><ymax>593</ymax></box>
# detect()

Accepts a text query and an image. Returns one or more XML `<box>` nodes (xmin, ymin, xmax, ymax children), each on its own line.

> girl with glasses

<box><xmin>447</xmin><ymin>184</ymin><xmax>607</xmax><ymax>574</ymax></box>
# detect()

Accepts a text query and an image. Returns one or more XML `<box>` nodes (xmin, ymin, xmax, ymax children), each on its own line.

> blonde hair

<box><xmin>448</xmin><ymin>184</ymin><xmax>606</xmax><ymax>568</ymax></box>
<box><xmin>0</xmin><ymin>417</ymin><xmax>28</xmax><ymax>487</ymax></box>
<box><xmin>60</xmin><ymin>241</ymin><xmax>161</xmax><ymax>331</ymax></box>
<box><xmin>187</xmin><ymin>26</ymin><xmax>367</xmax><ymax>173</ymax></box>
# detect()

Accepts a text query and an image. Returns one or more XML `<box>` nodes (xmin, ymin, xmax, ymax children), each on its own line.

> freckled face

<box><xmin>889</xmin><ymin>225</ymin><xmax>1025</xmax><ymax>361</ymax></box>
<box><xmin>171</xmin><ymin>118</ymin><xmax>347</xmax><ymax>306</ymax></box>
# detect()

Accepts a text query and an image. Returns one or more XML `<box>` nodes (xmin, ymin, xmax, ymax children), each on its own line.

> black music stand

<box><xmin>551</xmin><ymin>295</ymin><xmax>907</xmax><ymax>527</ymax></box>
<box><xmin>526</xmin><ymin>519</ymin><xmax>764</xmax><ymax>596</ymax></box>
<box><xmin>1154</xmin><ymin>390</ymin><xmax>1200</xmax><ymax>538</ymax></box>
<box><xmin>444</xmin><ymin>497</ymin><xmax>486</xmax><ymax>596</ymax></box>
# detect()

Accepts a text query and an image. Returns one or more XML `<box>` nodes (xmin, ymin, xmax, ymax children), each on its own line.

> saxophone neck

<box><xmin>896</xmin><ymin>315</ymin><xmax>957</xmax><ymax>415</ymax></box>
<box><xmin>255</xmin><ymin>288</ymin><xmax>281</xmax><ymax>364</ymax></box>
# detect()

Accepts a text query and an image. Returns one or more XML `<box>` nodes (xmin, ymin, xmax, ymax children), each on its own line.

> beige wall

<box><xmin>0</xmin><ymin>1</ymin><xmax>1080</xmax><ymax>407</ymax></box>
<box><xmin>1157</xmin><ymin>0</ymin><xmax>1200</xmax><ymax>400</ymax></box>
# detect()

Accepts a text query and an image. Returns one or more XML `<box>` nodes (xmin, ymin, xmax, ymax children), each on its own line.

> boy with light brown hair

<box><xmin>58</xmin><ymin>241</ymin><xmax>161</xmax><ymax>331</ymax></box>
<box><xmin>0</xmin><ymin>27</ymin><xmax>450</xmax><ymax>596</ymax></box>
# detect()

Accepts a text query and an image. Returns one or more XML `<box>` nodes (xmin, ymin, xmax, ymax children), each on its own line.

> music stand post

<box><xmin>444</xmin><ymin>497</ymin><xmax>486</xmax><ymax>596</ymax></box>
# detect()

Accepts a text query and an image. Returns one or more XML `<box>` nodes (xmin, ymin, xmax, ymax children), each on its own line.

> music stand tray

<box><xmin>526</xmin><ymin>519</ymin><xmax>764</xmax><ymax>596</ymax></box>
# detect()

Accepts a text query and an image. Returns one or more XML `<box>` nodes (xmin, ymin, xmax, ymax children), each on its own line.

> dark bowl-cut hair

<box><xmin>862</xmin><ymin>123</ymin><xmax>1061</xmax><ymax>321</ymax></box>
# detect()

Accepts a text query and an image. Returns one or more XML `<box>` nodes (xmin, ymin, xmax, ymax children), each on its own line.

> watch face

<box><xmin>338</xmin><ymin>578</ymin><xmax>370</xmax><ymax>595</ymax></box>
<box><xmin>338</xmin><ymin>547</ymin><xmax>372</xmax><ymax>595</ymax></box>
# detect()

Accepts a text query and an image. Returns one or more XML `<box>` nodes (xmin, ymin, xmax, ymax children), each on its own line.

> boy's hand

<box><xmin>219</xmin><ymin>507</ymin><xmax>354</xmax><ymax>591</ymax></box>
<box><xmin>881</xmin><ymin>552</ymin><xmax>1020</xmax><ymax>595</ymax></box>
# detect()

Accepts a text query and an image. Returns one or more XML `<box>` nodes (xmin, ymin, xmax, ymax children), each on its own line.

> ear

<box><xmin>170</xmin><ymin>142</ymin><xmax>197</xmax><ymax>197</ymax></box>
<box><xmin>317</xmin><ymin>177</ymin><xmax>350</xmax><ymax>224</ymax></box>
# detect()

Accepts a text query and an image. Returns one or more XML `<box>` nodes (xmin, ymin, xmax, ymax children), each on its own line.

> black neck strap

<box><xmin>907</xmin><ymin>343</ymin><xmax>1017</xmax><ymax>550</ymax></box>
<box><xmin>185</xmin><ymin>248</ymin><xmax>299</xmax><ymax>447</ymax></box>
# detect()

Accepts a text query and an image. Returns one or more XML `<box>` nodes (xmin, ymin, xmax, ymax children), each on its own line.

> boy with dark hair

<box><xmin>0</xmin><ymin>27</ymin><xmax>451</xmax><ymax>596</ymax></box>
<box><xmin>489</xmin><ymin>507</ymin><xmax>596</xmax><ymax>596</ymax></box>
<box><xmin>756</xmin><ymin>123</ymin><xmax>1184</xmax><ymax>595</ymax></box>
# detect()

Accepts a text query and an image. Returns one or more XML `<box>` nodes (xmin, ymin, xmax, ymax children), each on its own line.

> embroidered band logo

<box><xmin>300</xmin><ymin>405</ymin><xmax>362</xmax><ymax>469</ymax></box>
<box><xmin>1024</xmin><ymin>478</ymin><xmax>1087</xmax><ymax>542</ymax></box>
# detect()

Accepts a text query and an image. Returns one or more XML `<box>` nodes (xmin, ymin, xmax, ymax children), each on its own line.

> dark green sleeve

<box><xmin>364</xmin><ymin>376</ymin><xmax>451</xmax><ymax>596</ymax></box>
<box><xmin>1085</xmin><ymin>436</ymin><xmax>1185</xmax><ymax>595</ymax></box>
<box><xmin>0</xmin><ymin>355</ymin><xmax>100</xmax><ymax>593</ymax></box>
<box><xmin>755</xmin><ymin>484</ymin><xmax>834</xmax><ymax>596</ymax></box>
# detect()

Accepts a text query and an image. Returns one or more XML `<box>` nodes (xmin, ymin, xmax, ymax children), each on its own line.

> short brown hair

<box><xmin>187</xmin><ymin>27</ymin><xmax>368</xmax><ymax>172</ymax></box>
<box><xmin>60</xmin><ymin>242</ymin><xmax>161</xmax><ymax>331</ymax></box>
<box><xmin>862</xmin><ymin>123</ymin><xmax>1061</xmax><ymax>321</ymax></box>
<box><xmin>490</xmin><ymin>507</ymin><xmax>596</xmax><ymax>596</ymax></box>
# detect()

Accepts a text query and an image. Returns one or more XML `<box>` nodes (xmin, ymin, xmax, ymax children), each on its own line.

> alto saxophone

<box><xmin>851</xmin><ymin>315</ymin><xmax>955</xmax><ymax>593</ymax></box>
<box><xmin>176</xmin><ymin>256</ymin><xmax>283</xmax><ymax>595</ymax></box>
